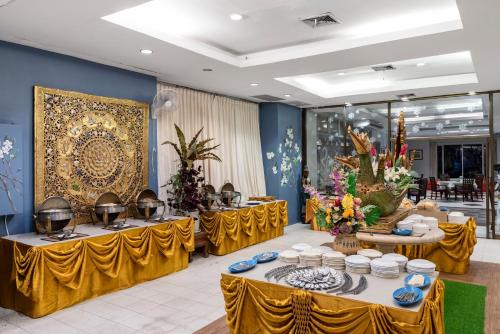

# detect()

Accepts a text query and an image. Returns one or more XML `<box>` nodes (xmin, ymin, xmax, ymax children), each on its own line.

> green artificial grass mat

<box><xmin>443</xmin><ymin>279</ymin><xmax>486</xmax><ymax>334</ymax></box>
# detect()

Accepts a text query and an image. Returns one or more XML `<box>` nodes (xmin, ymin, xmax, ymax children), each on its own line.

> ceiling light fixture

<box><xmin>140</xmin><ymin>49</ymin><xmax>153</xmax><ymax>55</ymax></box>
<box><xmin>202</xmin><ymin>68</ymin><xmax>213</xmax><ymax>72</ymax></box>
<box><xmin>416</xmin><ymin>62</ymin><xmax>426</xmax><ymax>67</ymax></box>
<box><xmin>345</xmin><ymin>102</ymin><xmax>352</xmax><ymax>107</ymax></box>
<box><xmin>468</xmin><ymin>91</ymin><xmax>476</xmax><ymax>95</ymax></box>
<box><xmin>250</xmin><ymin>83</ymin><xmax>259</xmax><ymax>87</ymax></box>
<box><xmin>338</xmin><ymin>72</ymin><xmax>345</xmax><ymax>76</ymax></box>
<box><xmin>284</xmin><ymin>94</ymin><xmax>292</xmax><ymax>98</ymax></box>
<box><xmin>229</xmin><ymin>13</ymin><xmax>243</xmax><ymax>21</ymax></box>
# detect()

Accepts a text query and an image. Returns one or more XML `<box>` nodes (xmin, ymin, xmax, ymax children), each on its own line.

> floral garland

<box><xmin>266</xmin><ymin>127</ymin><xmax>302</xmax><ymax>187</ymax></box>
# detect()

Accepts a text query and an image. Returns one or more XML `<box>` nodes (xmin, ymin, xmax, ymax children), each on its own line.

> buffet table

<box><xmin>221</xmin><ymin>260</ymin><xmax>444</xmax><ymax>334</ymax></box>
<box><xmin>0</xmin><ymin>217</ymin><xmax>194</xmax><ymax>318</ymax></box>
<box><xmin>200</xmin><ymin>200</ymin><xmax>288</xmax><ymax>255</ymax></box>
<box><xmin>395</xmin><ymin>218</ymin><xmax>477</xmax><ymax>275</ymax></box>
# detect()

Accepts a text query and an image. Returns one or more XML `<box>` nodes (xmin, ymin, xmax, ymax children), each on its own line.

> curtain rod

<box><xmin>157</xmin><ymin>81</ymin><xmax>258</xmax><ymax>105</ymax></box>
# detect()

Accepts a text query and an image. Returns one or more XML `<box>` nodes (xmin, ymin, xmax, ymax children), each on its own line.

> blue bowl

<box><xmin>439</xmin><ymin>206</ymin><xmax>449</xmax><ymax>212</ymax></box>
<box><xmin>404</xmin><ymin>273</ymin><xmax>431</xmax><ymax>289</ymax></box>
<box><xmin>393</xmin><ymin>286</ymin><xmax>423</xmax><ymax>306</ymax></box>
<box><xmin>253</xmin><ymin>251</ymin><xmax>279</xmax><ymax>263</ymax></box>
<box><xmin>228</xmin><ymin>259</ymin><xmax>258</xmax><ymax>273</ymax></box>
<box><xmin>392</xmin><ymin>228</ymin><xmax>412</xmax><ymax>236</ymax></box>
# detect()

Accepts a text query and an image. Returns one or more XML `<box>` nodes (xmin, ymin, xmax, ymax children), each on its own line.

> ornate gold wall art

<box><xmin>34</xmin><ymin>86</ymin><xmax>149</xmax><ymax>223</ymax></box>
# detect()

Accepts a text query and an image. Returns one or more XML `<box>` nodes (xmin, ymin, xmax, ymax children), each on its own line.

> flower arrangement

<box><xmin>162</xmin><ymin>125</ymin><xmax>221</xmax><ymax>213</ymax></box>
<box><xmin>266</xmin><ymin>126</ymin><xmax>302</xmax><ymax>187</ymax></box>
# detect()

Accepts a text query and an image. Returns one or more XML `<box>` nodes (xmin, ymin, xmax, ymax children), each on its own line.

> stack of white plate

<box><xmin>448</xmin><ymin>212</ymin><xmax>467</xmax><ymax>224</ymax></box>
<box><xmin>422</xmin><ymin>217</ymin><xmax>439</xmax><ymax>230</ymax></box>
<box><xmin>412</xmin><ymin>223</ymin><xmax>430</xmax><ymax>236</ymax></box>
<box><xmin>299</xmin><ymin>249</ymin><xmax>323</xmax><ymax>267</ymax></box>
<box><xmin>396</xmin><ymin>220</ymin><xmax>414</xmax><ymax>230</ymax></box>
<box><xmin>278</xmin><ymin>250</ymin><xmax>300</xmax><ymax>264</ymax></box>
<box><xmin>407</xmin><ymin>214</ymin><xmax>424</xmax><ymax>223</ymax></box>
<box><xmin>407</xmin><ymin>259</ymin><xmax>436</xmax><ymax>275</ymax></box>
<box><xmin>381</xmin><ymin>253</ymin><xmax>408</xmax><ymax>272</ymax></box>
<box><xmin>357</xmin><ymin>248</ymin><xmax>383</xmax><ymax>260</ymax></box>
<box><xmin>370</xmin><ymin>258</ymin><xmax>400</xmax><ymax>278</ymax></box>
<box><xmin>322</xmin><ymin>252</ymin><xmax>346</xmax><ymax>270</ymax></box>
<box><xmin>345</xmin><ymin>255</ymin><xmax>371</xmax><ymax>274</ymax></box>
<box><xmin>291</xmin><ymin>243</ymin><xmax>313</xmax><ymax>252</ymax></box>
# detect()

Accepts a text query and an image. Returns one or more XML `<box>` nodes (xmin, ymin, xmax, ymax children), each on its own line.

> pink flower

<box><xmin>400</xmin><ymin>144</ymin><xmax>408</xmax><ymax>156</ymax></box>
<box><xmin>370</xmin><ymin>145</ymin><xmax>377</xmax><ymax>157</ymax></box>
<box><xmin>354</xmin><ymin>197</ymin><xmax>362</xmax><ymax>205</ymax></box>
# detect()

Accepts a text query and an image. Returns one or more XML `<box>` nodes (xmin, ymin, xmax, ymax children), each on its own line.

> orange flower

<box><xmin>342</xmin><ymin>208</ymin><xmax>354</xmax><ymax>218</ymax></box>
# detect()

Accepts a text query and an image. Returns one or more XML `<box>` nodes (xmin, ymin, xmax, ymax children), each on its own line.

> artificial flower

<box><xmin>341</xmin><ymin>194</ymin><xmax>354</xmax><ymax>210</ymax></box>
<box><xmin>400</xmin><ymin>143</ymin><xmax>408</xmax><ymax>156</ymax></box>
<box><xmin>370</xmin><ymin>145</ymin><xmax>377</xmax><ymax>157</ymax></box>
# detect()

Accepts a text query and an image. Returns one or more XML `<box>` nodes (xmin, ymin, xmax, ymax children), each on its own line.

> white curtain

<box><xmin>156</xmin><ymin>83</ymin><xmax>266</xmax><ymax>201</ymax></box>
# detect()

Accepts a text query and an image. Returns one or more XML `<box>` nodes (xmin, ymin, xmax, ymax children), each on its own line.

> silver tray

<box><xmin>286</xmin><ymin>267</ymin><xmax>344</xmax><ymax>290</ymax></box>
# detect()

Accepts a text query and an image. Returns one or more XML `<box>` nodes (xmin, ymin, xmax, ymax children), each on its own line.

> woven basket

<box><xmin>333</xmin><ymin>234</ymin><xmax>361</xmax><ymax>255</ymax></box>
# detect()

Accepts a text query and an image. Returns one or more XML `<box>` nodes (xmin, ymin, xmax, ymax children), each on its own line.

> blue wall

<box><xmin>259</xmin><ymin>103</ymin><xmax>302</xmax><ymax>224</ymax></box>
<box><xmin>0</xmin><ymin>41</ymin><xmax>157</xmax><ymax>234</ymax></box>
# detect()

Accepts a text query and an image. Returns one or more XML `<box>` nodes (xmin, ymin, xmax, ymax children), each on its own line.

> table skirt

<box><xmin>395</xmin><ymin>218</ymin><xmax>477</xmax><ymax>275</ymax></box>
<box><xmin>221</xmin><ymin>274</ymin><xmax>444</xmax><ymax>334</ymax></box>
<box><xmin>200</xmin><ymin>201</ymin><xmax>288</xmax><ymax>256</ymax></box>
<box><xmin>0</xmin><ymin>218</ymin><xmax>194</xmax><ymax>318</ymax></box>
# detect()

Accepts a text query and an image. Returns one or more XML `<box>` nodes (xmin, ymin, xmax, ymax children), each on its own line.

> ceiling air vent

<box><xmin>371</xmin><ymin>65</ymin><xmax>396</xmax><ymax>72</ymax></box>
<box><xmin>288</xmin><ymin>101</ymin><xmax>310</xmax><ymax>107</ymax></box>
<box><xmin>251</xmin><ymin>95</ymin><xmax>285</xmax><ymax>102</ymax></box>
<box><xmin>302</xmin><ymin>12</ymin><xmax>341</xmax><ymax>28</ymax></box>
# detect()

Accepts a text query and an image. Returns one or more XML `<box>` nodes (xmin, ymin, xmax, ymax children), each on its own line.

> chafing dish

<box><xmin>92</xmin><ymin>192</ymin><xmax>126</xmax><ymax>226</ymax></box>
<box><xmin>135</xmin><ymin>189</ymin><xmax>165</xmax><ymax>220</ymax></box>
<box><xmin>34</xmin><ymin>196</ymin><xmax>75</xmax><ymax>236</ymax></box>
<box><xmin>220</xmin><ymin>182</ymin><xmax>241</xmax><ymax>207</ymax></box>
<box><xmin>201</xmin><ymin>184</ymin><xmax>220</xmax><ymax>210</ymax></box>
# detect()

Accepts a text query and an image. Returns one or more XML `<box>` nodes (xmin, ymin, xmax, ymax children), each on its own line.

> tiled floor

<box><xmin>1</xmin><ymin>223</ymin><xmax>500</xmax><ymax>334</ymax></box>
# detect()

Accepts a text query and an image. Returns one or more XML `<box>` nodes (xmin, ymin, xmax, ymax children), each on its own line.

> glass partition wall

<box><xmin>305</xmin><ymin>92</ymin><xmax>496</xmax><ymax>238</ymax></box>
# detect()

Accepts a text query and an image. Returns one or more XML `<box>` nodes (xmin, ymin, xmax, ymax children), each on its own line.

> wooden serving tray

<box><xmin>360</xmin><ymin>207</ymin><xmax>411</xmax><ymax>234</ymax></box>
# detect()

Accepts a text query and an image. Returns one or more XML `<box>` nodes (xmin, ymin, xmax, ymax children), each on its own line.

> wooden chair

<box><xmin>408</xmin><ymin>178</ymin><xmax>428</xmax><ymax>203</ymax></box>
<box><xmin>474</xmin><ymin>175</ymin><xmax>484</xmax><ymax>200</ymax></box>
<box><xmin>429</xmin><ymin>177</ymin><xmax>448</xmax><ymax>200</ymax></box>
<box><xmin>455</xmin><ymin>178</ymin><xmax>475</xmax><ymax>201</ymax></box>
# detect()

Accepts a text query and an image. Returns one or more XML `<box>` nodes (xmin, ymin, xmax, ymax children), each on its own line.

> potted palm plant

<box><xmin>162</xmin><ymin>125</ymin><xmax>221</xmax><ymax>229</ymax></box>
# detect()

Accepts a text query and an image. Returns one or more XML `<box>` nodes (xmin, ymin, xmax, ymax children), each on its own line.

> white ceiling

<box><xmin>1</xmin><ymin>0</ymin><xmax>500</xmax><ymax>107</ymax></box>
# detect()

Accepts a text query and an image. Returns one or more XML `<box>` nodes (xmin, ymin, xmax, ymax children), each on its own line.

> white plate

<box><xmin>407</xmin><ymin>259</ymin><xmax>436</xmax><ymax>270</ymax></box>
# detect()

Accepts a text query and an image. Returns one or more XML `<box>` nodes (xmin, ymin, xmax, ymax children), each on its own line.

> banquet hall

<box><xmin>0</xmin><ymin>0</ymin><xmax>499</xmax><ymax>333</ymax></box>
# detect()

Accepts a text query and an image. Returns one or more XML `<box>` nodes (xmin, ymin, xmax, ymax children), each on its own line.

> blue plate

<box><xmin>439</xmin><ymin>206</ymin><xmax>449</xmax><ymax>212</ymax></box>
<box><xmin>404</xmin><ymin>273</ymin><xmax>431</xmax><ymax>289</ymax></box>
<box><xmin>228</xmin><ymin>259</ymin><xmax>258</xmax><ymax>273</ymax></box>
<box><xmin>393</xmin><ymin>286</ymin><xmax>423</xmax><ymax>306</ymax></box>
<box><xmin>253</xmin><ymin>251</ymin><xmax>278</xmax><ymax>263</ymax></box>
<box><xmin>392</xmin><ymin>228</ymin><xmax>412</xmax><ymax>236</ymax></box>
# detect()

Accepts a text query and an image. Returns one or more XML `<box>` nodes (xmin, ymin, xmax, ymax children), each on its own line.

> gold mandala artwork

<box><xmin>34</xmin><ymin>86</ymin><xmax>149</xmax><ymax>222</ymax></box>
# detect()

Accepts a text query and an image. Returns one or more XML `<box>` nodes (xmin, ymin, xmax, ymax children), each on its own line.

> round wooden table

<box><xmin>356</xmin><ymin>228</ymin><xmax>445</xmax><ymax>254</ymax></box>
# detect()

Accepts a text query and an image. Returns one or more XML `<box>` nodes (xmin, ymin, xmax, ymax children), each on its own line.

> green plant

<box><xmin>162</xmin><ymin>125</ymin><xmax>221</xmax><ymax>212</ymax></box>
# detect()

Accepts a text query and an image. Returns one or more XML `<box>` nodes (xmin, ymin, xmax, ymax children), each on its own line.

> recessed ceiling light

<box><xmin>229</xmin><ymin>13</ymin><xmax>243</xmax><ymax>21</ymax></box>
<box><xmin>250</xmin><ymin>83</ymin><xmax>259</xmax><ymax>87</ymax></box>
<box><xmin>202</xmin><ymin>68</ymin><xmax>213</xmax><ymax>72</ymax></box>
<box><xmin>345</xmin><ymin>102</ymin><xmax>352</xmax><ymax>107</ymax></box>
<box><xmin>416</xmin><ymin>62</ymin><xmax>426</xmax><ymax>67</ymax></box>
<box><xmin>284</xmin><ymin>94</ymin><xmax>292</xmax><ymax>98</ymax></box>
<box><xmin>468</xmin><ymin>91</ymin><xmax>476</xmax><ymax>95</ymax></box>
<box><xmin>140</xmin><ymin>49</ymin><xmax>153</xmax><ymax>55</ymax></box>
<box><xmin>338</xmin><ymin>72</ymin><xmax>345</xmax><ymax>76</ymax></box>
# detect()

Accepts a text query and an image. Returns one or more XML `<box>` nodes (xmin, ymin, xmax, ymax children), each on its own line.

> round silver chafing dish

<box><xmin>92</xmin><ymin>192</ymin><xmax>126</xmax><ymax>226</ymax></box>
<box><xmin>34</xmin><ymin>196</ymin><xmax>75</xmax><ymax>236</ymax></box>
<box><xmin>135</xmin><ymin>189</ymin><xmax>165</xmax><ymax>220</ymax></box>
<box><xmin>220</xmin><ymin>182</ymin><xmax>241</xmax><ymax>207</ymax></box>
<box><xmin>201</xmin><ymin>184</ymin><xmax>220</xmax><ymax>210</ymax></box>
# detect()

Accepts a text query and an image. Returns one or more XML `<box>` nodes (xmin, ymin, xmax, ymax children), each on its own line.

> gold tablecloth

<box><xmin>200</xmin><ymin>201</ymin><xmax>288</xmax><ymax>256</ymax></box>
<box><xmin>0</xmin><ymin>218</ymin><xmax>194</xmax><ymax>318</ymax></box>
<box><xmin>395</xmin><ymin>218</ymin><xmax>477</xmax><ymax>275</ymax></box>
<box><xmin>221</xmin><ymin>274</ymin><xmax>444</xmax><ymax>334</ymax></box>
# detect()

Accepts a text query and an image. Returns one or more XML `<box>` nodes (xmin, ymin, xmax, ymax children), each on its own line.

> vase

<box><xmin>333</xmin><ymin>233</ymin><xmax>360</xmax><ymax>255</ymax></box>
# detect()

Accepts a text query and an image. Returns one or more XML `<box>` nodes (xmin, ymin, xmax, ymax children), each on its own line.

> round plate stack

<box><xmin>278</xmin><ymin>250</ymin><xmax>300</xmax><ymax>264</ymax></box>
<box><xmin>381</xmin><ymin>253</ymin><xmax>408</xmax><ymax>272</ymax></box>
<box><xmin>357</xmin><ymin>248</ymin><xmax>383</xmax><ymax>260</ymax></box>
<box><xmin>345</xmin><ymin>255</ymin><xmax>371</xmax><ymax>274</ymax></box>
<box><xmin>370</xmin><ymin>258</ymin><xmax>400</xmax><ymax>278</ymax></box>
<box><xmin>299</xmin><ymin>249</ymin><xmax>323</xmax><ymax>267</ymax></box>
<box><xmin>322</xmin><ymin>252</ymin><xmax>346</xmax><ymax>270</ymax></box>
<box><xmin>291</xmin><ymin>243</ymin><xmax>313</xmax><ymax>252</ymax></box>
<box><xmin>406</xmin><ymin>259</ymin><xmax>436</xmax><ymax>275</ymax></box>
<box><xmin>422</xmin><ymin>217</ymin><xmax>439</xmax><ymax>230</ymax></box>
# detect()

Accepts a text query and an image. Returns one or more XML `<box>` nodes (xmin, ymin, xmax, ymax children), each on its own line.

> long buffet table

<box><xmin>200</xmin><ymin>200</ymin><xmax>288</xmax><ymax>256</ymax></box>
<box><xmin>221</xmin><ymin>259</ymin><xmax>444</xmax><ymax>334</ymax></box>
<box><xmin>0</xmin><ymin>217</ymin><xmax>194</xmax><ymax>318</ymax></box>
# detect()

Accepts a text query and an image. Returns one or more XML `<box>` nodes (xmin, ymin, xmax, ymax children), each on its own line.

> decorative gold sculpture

<box><xmin>34</xmin><ymin>86</ymin><xmax>149</xmax><ymax>223</ymax></box>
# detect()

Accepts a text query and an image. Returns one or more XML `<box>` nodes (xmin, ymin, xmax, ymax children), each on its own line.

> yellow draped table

<box><xmin>395</xmin><ymin>218</ymin><xmax>477</xmax><ymax>275</ymax></box>
<box><xmin>200</xmin><ymin>200</ymin><xmax>288</xmax><ymax>256</ymax></box>
<box><xmin>221</xmin><ymin>274</ymin><xmax>444</xmax><ymax>334</ymax></box>
<box><xmin>0</xmin><ymin>218</ymin><xmax>194</xmax><ymax>318</ymax></box>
